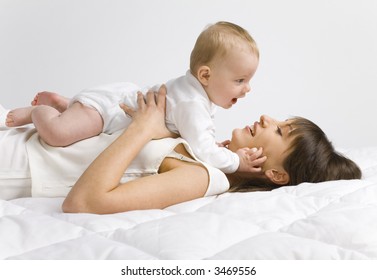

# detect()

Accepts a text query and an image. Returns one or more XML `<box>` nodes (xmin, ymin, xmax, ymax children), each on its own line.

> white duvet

<box><xmin>1</xmin><ymin>145</ymin><xmax>377</xmax><ymax>259</ymax></box>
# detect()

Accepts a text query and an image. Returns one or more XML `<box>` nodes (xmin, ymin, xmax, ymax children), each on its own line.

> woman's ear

<box><xmin>197</xmin><ymin>66</ymin><xmax>211</xmax><ymax>86</ymax></box>
<box><xmin>265</xmin><ymin>169</ymin><xmax>290</xmax><ymax>185</ymax></box>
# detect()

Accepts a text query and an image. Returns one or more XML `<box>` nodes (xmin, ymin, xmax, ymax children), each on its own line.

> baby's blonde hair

<box><xmin>190</xmin><ymin>21</ymin><xmax>259</xmax><ymax>75</ymax></box>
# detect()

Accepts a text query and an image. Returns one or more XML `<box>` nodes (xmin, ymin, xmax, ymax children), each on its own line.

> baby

<box><xmin>6</xmin><ymin>21</ymin><xmax>263</xmax><ymax>174</ymax></box>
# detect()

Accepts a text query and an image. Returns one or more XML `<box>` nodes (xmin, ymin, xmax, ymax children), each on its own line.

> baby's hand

<box><xmin>217</xmin><ymin>140</ymin><xmax>230</xmax><ymax>147</ymax></box>
<box><xmin>236</xmin><ymin>147</ymin><xmax>267</xmax><ymax>173</ymax></box>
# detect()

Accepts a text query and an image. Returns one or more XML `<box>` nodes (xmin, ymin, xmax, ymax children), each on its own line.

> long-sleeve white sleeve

<box><xmin>171</xmin><ymin>100</ymin><xmax>240</xmax><ymax>173</ymax></box>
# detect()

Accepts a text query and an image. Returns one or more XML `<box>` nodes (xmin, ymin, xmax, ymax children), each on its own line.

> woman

<box><xmin>0</xmin><ymin>87</ymin><xmax>361</xmax><ymax>210</ymax></box>
<box><xmin>60</xmin><ymin>86</ymin><xmax>361</xmax><ymax>214</ymax></box>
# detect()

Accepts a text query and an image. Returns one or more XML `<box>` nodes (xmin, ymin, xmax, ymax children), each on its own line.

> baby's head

<box><xmin>190</xmin><ymin>21</ymin><xmax>260</xmax><ymax>109</ymax></box>
<box><xmin>190</xmin><ymin>21</ymin><xmax>259</xmax><ymax>74</ymax></box>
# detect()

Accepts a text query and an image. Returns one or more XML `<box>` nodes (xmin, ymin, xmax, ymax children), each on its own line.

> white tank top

<box><xmin>26</xmin><ymin>131</ymin><xmax>229</xmax><ymax>198</ymax></box>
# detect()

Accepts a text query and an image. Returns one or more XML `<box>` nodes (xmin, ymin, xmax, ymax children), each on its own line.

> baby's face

<box><xmin>205</xmin><ymin>44</ymin><xmax>259</xmax><ymax>109</ymax></box>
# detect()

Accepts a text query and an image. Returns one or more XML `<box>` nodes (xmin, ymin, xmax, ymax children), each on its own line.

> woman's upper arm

<box><xmin>71</xmin><ymin>162</ymin><xmax>209</xmax><ymax>214</ymax></box>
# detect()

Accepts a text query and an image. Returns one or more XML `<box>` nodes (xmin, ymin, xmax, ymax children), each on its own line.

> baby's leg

<box><xmin>6</xmin><ymin>91</ymin><xmax>71</xmax><ymax>127</ymax></box>
<box><xmin>6</xmin><ymin>107</ymin><xmax>35</xmax><ymax>127</ymax></box>
<box><xmin>31</xmin><ymin>91</ymin><xmax>70</xmax><ymax>113</ymax></box>
<box><xmin>31</xmin><ymin>102</ymin><xmax>103</xmax><ymax>147</ymax></box>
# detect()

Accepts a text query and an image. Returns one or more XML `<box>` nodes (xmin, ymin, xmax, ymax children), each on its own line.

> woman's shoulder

<box><xmin>128</xmin><ymin>138</ymin><xmax>188</xmax><ymax>172</ymax></box>
<box><xmin>164</xmin><ymin>140</ymin><xmax>231</xmax><ymax>196</ymax></box>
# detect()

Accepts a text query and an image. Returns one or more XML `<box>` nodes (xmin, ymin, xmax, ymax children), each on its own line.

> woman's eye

<box><xmin>276</xmin><ymin>126</ymin><xmax>283</xmax><ymax>136</ymax></box>
<box><xmin>236</xmin><ymin>79</ymin><xmax>244</xmax><ymax>83</ymax></box>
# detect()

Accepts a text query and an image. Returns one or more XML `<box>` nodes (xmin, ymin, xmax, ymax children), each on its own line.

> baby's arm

<box><xmin>217</xmin><ymin>140</ymin><xmax>230</xmax><ymax>147</ymax></box>
<box><xmin>173</xmin><ymin>102</ymin><xmax>241</xmax><ymax>173</ymax></box>
<box><xmin>236</xmin><ymin>147</ymin><xmax>267</xmax><ymax>173</ymax></box>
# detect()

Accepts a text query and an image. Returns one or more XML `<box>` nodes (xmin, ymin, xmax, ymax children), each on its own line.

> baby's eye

<box><xmin>236</xmin><ymin>79</ymin><xmax>245</xmax><ymax>83</ymax></box>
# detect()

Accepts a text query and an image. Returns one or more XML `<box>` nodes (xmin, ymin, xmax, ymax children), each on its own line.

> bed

<box><xmin>1</xmin><ymin>106</ymin><xmax>377</xmax><ymax>259</ymax></box>
<box><xmin>2</xmin><ymin>150</ymin><xmax>377</xmax><ymax>260</ymax></box>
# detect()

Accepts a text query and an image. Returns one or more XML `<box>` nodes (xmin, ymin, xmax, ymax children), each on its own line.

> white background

<box><xmin>1</xmin><ymin>0</ymin><xmax>376</xmax><ymax>148</ymax></box>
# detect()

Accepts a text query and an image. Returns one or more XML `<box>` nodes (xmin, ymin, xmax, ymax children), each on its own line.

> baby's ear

<box><xmin>265</xmin><ymin>169</ymin><xmax>289</xmax><ymax>185</ymax></box>
<box><xmin>197</xmin><ymin>66</ymin><xmax>211</xmax><ymax>86</ymax></box>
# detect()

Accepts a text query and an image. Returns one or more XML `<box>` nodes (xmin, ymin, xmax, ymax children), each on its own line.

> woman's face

<box><xmin>228</xmin><ymin>115</ymin><xmax>294</xmax><ymax>171</ymax></box>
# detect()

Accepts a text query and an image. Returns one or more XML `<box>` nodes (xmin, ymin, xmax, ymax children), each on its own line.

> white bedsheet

<box><xmin>1</xmin><ymin>146</ymin><xmax>377</xmax><ymax>259</ymax></box>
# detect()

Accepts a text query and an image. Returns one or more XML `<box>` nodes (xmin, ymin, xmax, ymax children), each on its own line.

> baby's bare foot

<box><xmin>5</xmin><ymin>107</ymin><xmax>35</xmax><ymax>127</ymax></box>
<box><xmin>31</xmin><ymin>91</ymin><xmax>69</xmax><ymax>113</ymax></box>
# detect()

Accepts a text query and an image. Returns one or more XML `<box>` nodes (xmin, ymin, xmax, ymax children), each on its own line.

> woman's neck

<box><xmin>226</xmin><ymin>171</ymin><xmax>267</xmax><ymax>186</ymax></box>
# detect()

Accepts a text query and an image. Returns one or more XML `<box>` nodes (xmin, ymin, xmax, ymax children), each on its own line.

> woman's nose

<box><xmin>260</xmin><ymin>115</ymin><xmax>271</xmax><ymax>126</ymax></box>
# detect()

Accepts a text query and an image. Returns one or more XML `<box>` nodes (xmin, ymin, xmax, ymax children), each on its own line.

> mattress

<box><xmin>1</xmin><ymin>145</ymin><xmax>377</xmax><ymax>260</ymax></box>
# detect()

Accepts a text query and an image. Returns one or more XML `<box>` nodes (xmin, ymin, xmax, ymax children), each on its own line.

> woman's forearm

<box><xmin>63</xmin><ymin>122</ymin><xmax>153</xmax><ymax>211</ymax></box>
<box><xmin>79</xmin><ymin>123</ymin><xmax>152</xmax><ymax>189</ymax></box>
<box><xmin>68</xmin><ymin>88</ymin><xmax>169</xmax><ymax>196</ymax></box>
<box><xmin>63</xmin><ymin>86</ymin><xmax>180</xmax><ymax>213</ymax></box>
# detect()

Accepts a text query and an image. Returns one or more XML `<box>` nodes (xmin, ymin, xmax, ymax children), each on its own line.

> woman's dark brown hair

<box><xmin>229</xmin><ymin>117</ymin><xmax>362</xmax><ymax>192</ymax></box>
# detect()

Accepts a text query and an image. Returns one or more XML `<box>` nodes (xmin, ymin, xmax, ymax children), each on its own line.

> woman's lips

<box><xmin>245</xmin><ymin>125</ymin><xmax>253</xmax><ymax>136</ymax></box>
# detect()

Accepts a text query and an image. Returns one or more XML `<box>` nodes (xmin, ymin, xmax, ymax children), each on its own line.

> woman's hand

<box><xmin>120</xmin><ymin>85</ymin><xmax>177</xmax><ymax>139</ymax></box>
